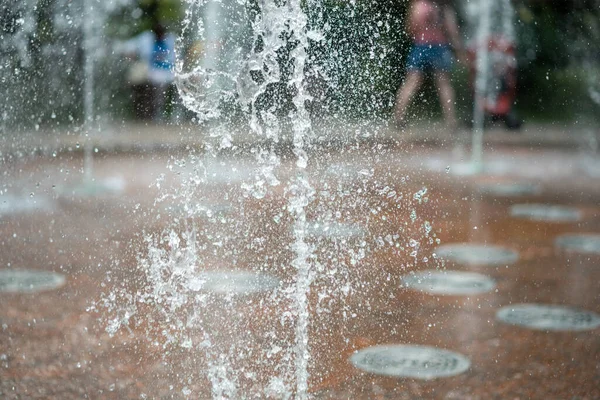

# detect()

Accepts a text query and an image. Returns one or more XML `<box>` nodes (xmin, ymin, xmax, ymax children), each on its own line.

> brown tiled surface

<box><xmin>1</xmin><ymin>144</ymin><xmax>599</xmax><ymax>399</ymax></box>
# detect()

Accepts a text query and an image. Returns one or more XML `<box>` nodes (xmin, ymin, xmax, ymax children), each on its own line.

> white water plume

<box><xmin>100</xmin><ymin>0</ymin><xmax>326</xmax><ymax>397</ymax></box>
<box><xmin>96</xmin><ymin>1</ymin><xmax>441</xmax><ymax>398</ymax></box>
<box><xmin>464</xmin><ymin>0</ymin><xmax>517</xmax><ymax>169</ymax></box>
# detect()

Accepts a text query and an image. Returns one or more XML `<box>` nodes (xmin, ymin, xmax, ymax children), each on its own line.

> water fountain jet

<box><xmin>58</xmin><ymin>0</ymin><xmax>126</xmax><ymax>199</ymax></box>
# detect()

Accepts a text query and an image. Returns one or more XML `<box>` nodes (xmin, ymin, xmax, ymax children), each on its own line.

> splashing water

<box><xmin>1</xmin><ymin>0</ymin><xmax>129</xmax><ymax>132</ymax></box>
<box><xmin>96</xmin><ymin>1</ymin><xmax>440</xmax><ymax>398</ymax></box>
<box><xmin>464</xmin><ymin>0</ymin><xmax>517</xmax><ymax>172</ymax></box>
<box><xmin>179</xmin><ymin>0</ymin><xmax>319</xmax><ymax>395</ymax></box>
<box><xmin>100</xmin><ymin>0</ymin><xmax>325</xmax><ymax>397</ymax></box>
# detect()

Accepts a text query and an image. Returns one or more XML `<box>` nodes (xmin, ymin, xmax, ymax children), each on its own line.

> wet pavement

<box><xmin>1</xmin><ymin>140</ymin><xmax>599</xmax><ymax>399</ymax></box>
<box><xmin>1</xmin><ymin>121</ymin><xmax>596</xmax><ymax>161</ymax></box>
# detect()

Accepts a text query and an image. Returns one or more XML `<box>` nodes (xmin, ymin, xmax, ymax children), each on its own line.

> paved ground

<box><xmin>1</xmin><ymin>120</ymin><xmax>598</xmax><ymax>160</ymax></box>
<box><xmin>0</xmin><ymin>127</ymin><xmax>599</xmax><ymax>399</ymax></box>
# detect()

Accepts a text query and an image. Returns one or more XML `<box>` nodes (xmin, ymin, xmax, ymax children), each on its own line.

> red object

<box><xmin>468</xmin><ymin>36</ymin><xmax>517</xmax><ymax>117</ymax></box>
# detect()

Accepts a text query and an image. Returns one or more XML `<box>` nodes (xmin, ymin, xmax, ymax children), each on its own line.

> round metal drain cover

<box><xmin>305</xmin><ymin>222</ymin><xmax>365</xmax><ymax>239</ymax></box>
<box><xmin>497</xmin><ymin>304</ymin><xmax>600</xmax><ymax>331</ymax></box>
<box><xmin>187</xmin><ymin>271</ymin><xmax>279</xmax><ymax>295</ymax></box>
<box><xmin>555</xmin><ymin>234</ymin><xmax>600</xmax><ymax>255</ymax></box>
<box><xmin>510</xmin><ymin>204</ymin><xmax>581</xmax><ymax>222</ymax></box>
<box><xmin>350</xmin><ymin>345</ymin><xmax>470</xmax><ymax>379</ymax></box>
<box><xmin>477</xmin><ymin>183</ymin><xmax>540</xmax><ymax>197</ymax></box>
<box><xmin>402</xmin><ymin>270</ymin><xmax>496</xmax><ymax>295</ymax></box>
<box><xmin>0</xmin><ymin>194</ymin><xmax>53</xmax><ymax>215</ymax></box>
<box><xmin>435</xmin><ymin>244</ymin><xmax>518</xmax><ymax>266</ymax></box>
<box><xmin>59</xmin><ymin>178</ymin><xmax>125</xmax><ymax>198</ymax></box>
<box><xmin>0</xmin><ymin>269</ymin><xmax>66</xmax><ymax>293</ymax></box>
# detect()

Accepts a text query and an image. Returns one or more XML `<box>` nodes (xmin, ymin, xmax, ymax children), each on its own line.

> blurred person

<box><xmin>467</xmin><ymin>35</ymin><xmax>522</xmax><ymax>130</ymax></box>
<box><xmin>148</xmin><ymin>23</ymin><xmax>175</xmax><ymax>122</ymax></box>
<box><xmin>117</xmin><ymin>23</ymin><xmax>176</xmax><ymax>121</ymax></box>
<box><xmin>394</xmin><ymin>0</ymin><xmax>466</xmax><ymax>132</ymax></box>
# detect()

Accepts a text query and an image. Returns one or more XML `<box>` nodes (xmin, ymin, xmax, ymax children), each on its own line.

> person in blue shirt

<box><xmin>117</xmin><ymin>23</ymin><xmax>176</xmax><ymax>121</ymax></box>
<box><xmin>147</xmin><ymin>23</ymin><xmax>175</xmax><ymax>122</ymax></box>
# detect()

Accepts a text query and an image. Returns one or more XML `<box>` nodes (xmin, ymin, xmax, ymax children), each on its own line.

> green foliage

<box><xmin>516</xmin><ymin>66</ymin><xmax>595</xmax><ymax>122</ymax></box>
<box><xmin>106</xmin><ymin>0</ymin><xmax>183</xmax><ymax>39</ymax></box>
<box><xmin>514</xmin><ymin>0</ymin><xmax>600</xmax><ymax>121</ymax></box>
<box><xmin>315</xmin><ymin>0</ymin><xmax>410</xmax><ymax>118</ymax></box>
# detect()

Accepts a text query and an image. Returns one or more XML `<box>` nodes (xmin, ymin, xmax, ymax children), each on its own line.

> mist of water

<box><xmin>82</xmin><ymin>0</ymin><xmax>97</xmax><ymax>181</ymax></box>
<box><xmin>96</xmin><ymin>1</ymin><xmax>437</xmax><ymax>397</ymax></box>
<box><xmin>1</xmin><ymin>0</ymin><xmax>127</xmax><ymax>133</ymax></box>
<box><xmin>470</xmin><ymin>0</ymin><xmax>491</xmax><ymax>171</ymax></box>
<box><xmin>464</xmin><ymin>0</ymin><xmax>517</xmax><ymax>172</ymax></box>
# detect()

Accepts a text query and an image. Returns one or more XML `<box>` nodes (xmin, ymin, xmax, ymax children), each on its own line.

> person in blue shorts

<box><xmin>394</xmin><ymin>0</ymin><xmax>465</xmax><ymax>132</ymax></box>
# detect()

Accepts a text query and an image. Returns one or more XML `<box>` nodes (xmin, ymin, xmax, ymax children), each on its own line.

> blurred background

<box><xmin>1</xmin><ymin>0</ymin><xmax>598</xmax><ymax>132</ymax></box>
<box><xmin>2</xmin><ymin>1</ymin><xmax>600</xmax><ymax>398</ymax></box>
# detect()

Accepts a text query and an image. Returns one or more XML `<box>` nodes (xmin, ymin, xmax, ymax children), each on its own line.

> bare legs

<box><xmin>434</xmin><ymin>71</ymin><xmax>457</xmax><ymax>132</ymax></box>
<box><xmin>394</xmin><ymin>70</ymin><xmax>423</xmax><ymax>127</ymax></box>
<box><xmin>394</xmin><ymin>69</ymin><xmax>457</xmax><ymax>133</ymax></box>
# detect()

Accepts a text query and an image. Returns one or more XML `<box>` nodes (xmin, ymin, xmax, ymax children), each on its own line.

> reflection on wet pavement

<box><xmin>1</xmin><ymin>146</ymin><xmax>599</xmax><ymax>399</ymax></box>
